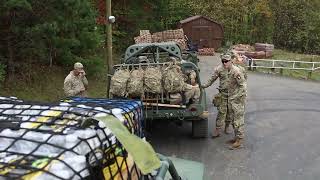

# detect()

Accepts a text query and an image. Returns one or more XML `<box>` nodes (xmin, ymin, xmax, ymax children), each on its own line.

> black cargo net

<box><xmin>0</xmin><ymin>97</ymin><xmax>145</xmax><ymax>180</ymax></box>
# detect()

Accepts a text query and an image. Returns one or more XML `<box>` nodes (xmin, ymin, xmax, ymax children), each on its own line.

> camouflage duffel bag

<box><xmin>162</xmin><ymin>63</ymin><xmax>185</xmax><ymax>93</ymax></box>
<box><xmin>110</xmin><ymin>68</ymin><xmax>130</xmax><ymax>97</ymax></box>
<box><xmin>127</xmin><ymin>68</ymin><xmax>144</xmax><ymax>97</ymax></box>
<box><xmin>144</xmin><ymin>66</ymin><xmax>162</xmax><ymax>94</ymax></box>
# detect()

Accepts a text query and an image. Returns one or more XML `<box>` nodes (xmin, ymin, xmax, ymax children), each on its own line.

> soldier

<box><xmin>232</xmin><ymin>52</ymin><xmax>248</xmax><ymax>80</ymax></box>
<box><xmin>184</xmin><ymin>70</ymin><xmax>200</xmax><ymax>104</ymax></box>
<box><xmin>201</xmin><ymin>54</ymin><xmax>247</xmax><ymax>149</ymax></box>
<box><xmin>221</xmin><ymin>52</ymin><xmax>249</xmax><ymax>134</ymax></box>
<box><xmin>64</xmin><ymin>62</ymin><xmax>88</xmax><ymax>97</ymax></box>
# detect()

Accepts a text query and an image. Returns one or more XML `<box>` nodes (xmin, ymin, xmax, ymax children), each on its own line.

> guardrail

<box><xmin>248</xmin><ymin>58</ymin><xmax>320</xmax><ymax>71</ymax></box>
<box><xmin>246</xmin><ymin>58</ymin><xmax>320</xmax><ymax>79</ymax></box>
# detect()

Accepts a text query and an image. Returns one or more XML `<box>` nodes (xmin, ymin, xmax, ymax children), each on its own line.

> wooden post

<box><xmin>106</xmin><ymin>0</ymin><xmax>112</xmax><ymax>97</ymax></box>
<box><xmin>308</xmin><ymin>57</ymin><xmax>314</xmax><ymax>80</ymax></box>
<box><xmin>280</xmin><ymin>68</ymin><xmax>283</xmax><ymax>75</ymax></box>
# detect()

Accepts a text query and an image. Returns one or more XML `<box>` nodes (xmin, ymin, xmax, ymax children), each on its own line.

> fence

<box><xmin>247</xmin><ymin>58</ymin><xmax>320</xmax><ymax>79</ymax></box>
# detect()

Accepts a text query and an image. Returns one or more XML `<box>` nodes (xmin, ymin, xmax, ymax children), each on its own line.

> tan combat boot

<box><xmin>229</xmin><ymin>138</ymin><xmax>243</xmax><ymax>150</ymax></box>
<box><xmin>211</xmin><ymin>128</ymin><xmax>221</xmax><ymax>138</ymax></box>
<box><xmin>226</xmin><ymin>138</ymin><xmax>236</xmax><ymax>144</ymax></box>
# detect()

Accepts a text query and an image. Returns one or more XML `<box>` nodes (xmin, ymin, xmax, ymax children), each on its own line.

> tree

<box><xmin>0</xmin><ymin>0</ymin><xmax>104</xmax><ymax>83</ymax></box>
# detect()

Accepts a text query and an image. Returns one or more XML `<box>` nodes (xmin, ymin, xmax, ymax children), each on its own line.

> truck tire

<box><xmin>192</xmin><ymin>118</ymin><xmax>208</xmax><ymax>138</ymax></box>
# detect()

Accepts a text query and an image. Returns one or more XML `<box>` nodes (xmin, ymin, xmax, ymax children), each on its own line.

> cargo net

<box><xmin>0</xmin><ymin>97</ymin><xmax>145</xmax><ymax>180</ymax></box>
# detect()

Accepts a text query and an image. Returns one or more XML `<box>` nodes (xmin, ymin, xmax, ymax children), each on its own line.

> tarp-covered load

<box><xmin>0</xmin><ymin>97</ymin><xmax>161</xmax><ymax>180</ymax></box>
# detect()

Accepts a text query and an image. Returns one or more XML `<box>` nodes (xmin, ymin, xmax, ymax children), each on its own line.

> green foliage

<box><xmin>2</xmin><ymin>0</ymin><xmax>32</xmax><ymax>11</ymax></box>
<box><xmin>0</xmin><ymin>62</ymin><xmax>5</xmax><ymax>84</ymax></box>
<box><xmin>0</xmin><ymin>0</ymin><xmax>104</xmax><ymax>78</ymax></box>
<box><xmin>271</xmin><ymin>0</ymin><xmax>320</xmax><ymax>54</ymax></box>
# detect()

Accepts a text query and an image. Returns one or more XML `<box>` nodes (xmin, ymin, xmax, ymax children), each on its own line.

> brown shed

<box><xmin>178</xmin><ymin>15</ymin><xmax>224</xmax><ymax>50</ymax></box>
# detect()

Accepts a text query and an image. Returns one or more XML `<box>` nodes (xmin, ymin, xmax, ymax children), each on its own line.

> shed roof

<box><xmin>179</xmin><ymin>15</ymin><xmax>221</xmax><ymax>25</ymax></box>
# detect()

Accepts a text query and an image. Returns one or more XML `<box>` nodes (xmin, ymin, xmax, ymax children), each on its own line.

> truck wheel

<box><xmin>192</xmin><ymin>118</ymin><xmax>208</xmax><ymax>138</ymax></box>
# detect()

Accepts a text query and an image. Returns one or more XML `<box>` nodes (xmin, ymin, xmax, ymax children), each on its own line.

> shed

<box><xmin>178</xmin><ymin>15</ymin><xmax>223</xmax><ymax>50</ymax></box>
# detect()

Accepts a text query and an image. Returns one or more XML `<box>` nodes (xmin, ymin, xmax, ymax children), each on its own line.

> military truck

<box><xmin>109</xmin><ymin>42</ymin><xmax>208</xmax><ymax>137</ymax></box>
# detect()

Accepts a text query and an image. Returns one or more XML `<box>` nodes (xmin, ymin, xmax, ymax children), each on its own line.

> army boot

<box><xmin>229</xmin><ymin>138</ymin><xmax>243</xmax><ymax>150</ymax></box>
<box><xmin>224</xmin><ymin>124</ymin><xmax>232</xmax><ymax>134</ymax></box>
<box><xmin>211</xmin><ymin>128</ymin><xmax>221</xmax><ymax>138</ymax></box>
<box><xmin>226</xmin><ymin>138</ymin><xmax>236</xmax><ymax>144</ymax></box>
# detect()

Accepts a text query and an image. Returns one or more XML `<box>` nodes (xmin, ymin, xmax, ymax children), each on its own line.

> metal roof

<box><xmin>179</xmin><ymin>15</ymin><xmax>221</xmax><ymax>25</ymax></box>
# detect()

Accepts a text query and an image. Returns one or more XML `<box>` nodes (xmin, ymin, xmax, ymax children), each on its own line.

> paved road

<box><xmin>149</xmin><ymin>55</ymin><xmax>320</xmax><ymax>180</ymax></box>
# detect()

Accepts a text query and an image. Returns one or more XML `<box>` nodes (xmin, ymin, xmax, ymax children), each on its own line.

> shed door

<box><xmin>192</xmin><ymin>26</ymin><xmax>211</xmax><ymax>48</ymax></box>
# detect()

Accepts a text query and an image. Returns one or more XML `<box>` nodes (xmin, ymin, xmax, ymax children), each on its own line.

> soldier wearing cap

<box><xmin>201</xmin><ymin>53</ymin><xmax>247</xmax><ymax>149</ymax></box>
<box><xmin>64</xmin><ymin>62</ymin><xmax>88</xmax><ymax>97</ymax></box>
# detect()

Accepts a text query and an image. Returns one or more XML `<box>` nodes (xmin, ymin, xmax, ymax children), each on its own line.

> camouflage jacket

<box><xmin>64</xmin><ymin>71</ymin><xmax>88</xmax><ymax>97</ymax></box>
<box><xmin>234</xmin><ymin>64</ymin><xmax>248</xmax><ymax>80</ymax></box>
<box><xmin>202</xmin><ymin>64</ymin><xmax>247</xmax><ymax>99</ymax></box>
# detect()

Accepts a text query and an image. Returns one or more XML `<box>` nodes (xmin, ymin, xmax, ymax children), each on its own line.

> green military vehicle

<box><xmin>110</xmin><ymin>42</ymin><xmax>208</xmax><ymax>137</ymax></box>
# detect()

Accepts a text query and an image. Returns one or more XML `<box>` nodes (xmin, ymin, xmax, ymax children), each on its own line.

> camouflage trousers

<box><xmin>215</xmin><ymin>95</ymin><xmax>245</xmax><ymax>139</ymax></box>
<box><xmin>184</xmin><ymin>84</ymin><xmax>200</xmax><ymax>103</ymax></box>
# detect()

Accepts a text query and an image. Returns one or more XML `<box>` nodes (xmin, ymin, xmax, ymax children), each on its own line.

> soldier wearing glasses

<box><xmin>201</xmin><ymin>53</ymin><xmax>247</xmax><ymax>150</ymax></box>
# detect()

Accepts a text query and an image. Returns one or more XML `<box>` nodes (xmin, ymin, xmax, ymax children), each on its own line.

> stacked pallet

<box><xmin>151</xmin><ymin>32</ymin><xmax>164</xmax><ymax>43</ymax></box>
<box><xmin>197</xmin><ymin>48</ymin><xmax>215</xmax><ymax>56</ymax></box>
<box><xmin>134</xmin><ymin>29</ymin><xmax>187</xmax><ymax>50</ymax></box>
<box><xmin>232</xmin><ymin>43</ymin><xmax>274</xmax><ymax>59</ymax></box>
<box><xmin>167</xmin><ymin>38</ymin><xmax>187</xmax><ymax>50</ymax></box>
<box><xmin>139</xmin><ymin>30</ymin><xmax>150</xmax><ymax>36</ymax></box>
<box><xmin>134</xmin><ymin>33</ymin><xmax>152</xmax><ymax>44</ymax></box>
<box><xmin>255</xmin><ymin>43</ymin><xmax>274</xmax><ymax>58</ymax></box>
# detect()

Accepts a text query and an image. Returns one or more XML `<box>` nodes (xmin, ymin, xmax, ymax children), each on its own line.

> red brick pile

<box><xmin>197</xmin><ymin>48</ymin><xmax>215</xmax><ymax>56</ymax></box>
<box><xmin>134</xmin><ymin>30</ymin><xmax>152</xmax><ymax>43</ymax></box>
<box><xmin>232</xmin><ymin>43</ymin><xmax>274</xmax><ymax>59</ymax></box>
<box><xmin>134</xmin><ymin>29</ymin><xmax>187</xmax><ymax>50</ymax></box>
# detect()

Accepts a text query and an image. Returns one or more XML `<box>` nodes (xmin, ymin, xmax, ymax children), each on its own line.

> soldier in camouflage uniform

<box><xmin>201</xmin><ymin>54</ymin><xmax>247</xmax><ymax>149</ymax></box>
<box><xmin>221</xmin><ymin>52</ymin><xmax>248</xmax><ymax>135</ymax></box>
<box><xmin>184</xmin><ymin>70</ymin><xmax>200</xmax><ymax>103</ymax></box>
<box><xmin>232</xmin><ymin>52</ymin><xmax>248</xmax><ymax>80</ymax></box>
<box><xmin>64</xmin><ymin>62</ymin><xmax>88</xmax><ymax>97</ymax></box>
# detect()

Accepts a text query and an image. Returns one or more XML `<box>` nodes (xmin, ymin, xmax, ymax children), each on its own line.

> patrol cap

<box><xmin>220</xmin><ymin>54</ymin><xmax>232</xmax><ymax>61</ymax></box>
<box><xmin>74</xmin><ymin>62</ymin><xmax>84</xmax><ymax>72</ymax></box>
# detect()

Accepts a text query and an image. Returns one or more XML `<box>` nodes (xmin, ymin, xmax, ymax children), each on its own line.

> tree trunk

<box><xmin>5</xmin><ymin>36</ymin><xmax>15</xmax><ymax>84</ymax></box>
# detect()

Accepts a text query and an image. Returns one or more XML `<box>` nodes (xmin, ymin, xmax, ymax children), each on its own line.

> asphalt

<box><xmin>148</xmin><ymin>55</ymin><xmax>320</xmax><ymax>180</ymax></box>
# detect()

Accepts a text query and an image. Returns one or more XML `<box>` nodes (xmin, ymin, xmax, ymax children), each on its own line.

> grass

<box><xmin>253</xmin><ymin>49</ymin><xmax>320</xmax><ymax>81</ymax></box>
<box><xmin>0</xmin><ymin>65</ymin><xmax>108</xmax><ymax>102</ymax></box>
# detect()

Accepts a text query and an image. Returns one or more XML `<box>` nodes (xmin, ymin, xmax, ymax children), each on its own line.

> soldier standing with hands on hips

<box><xmin>64</xmin><ymin>62</ymin><xmax>88</xmax><ymax>97</ymax></box>
<box><xmin>201</xmin><ymin>53</ymin><xmax>247</xmax><ymax>150</ymax></box>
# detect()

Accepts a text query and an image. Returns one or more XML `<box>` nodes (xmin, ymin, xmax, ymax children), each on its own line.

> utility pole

<box><xmin>106</xmin><ymin>0</ymin><xmax>114</xmax><ymax>97</ymax></box>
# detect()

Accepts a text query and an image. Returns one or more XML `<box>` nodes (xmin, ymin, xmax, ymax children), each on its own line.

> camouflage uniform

<box><xmin>202</xmin><ymin>64</ymin><xmax>247</xmax><ymax>139</ymax></box>
<box><xmin>64</xmin><ymin>71</ymin><xmax>88</xmax><ymax>97</ymax></box>
<box><xmin>184</xmin><ymin>70</ymin><xmax>200</xmax><ymax>103</ymax></box>
<box><xmin>184</xmin><ymin>84</ymin><xmax>200</xmax><ymax>103</ymax></box>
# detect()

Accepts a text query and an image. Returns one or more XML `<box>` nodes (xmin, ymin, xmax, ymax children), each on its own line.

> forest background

<box><xmin>0</xmin><ymin>0</ymin><xmax>319</xmax><ymax>101</ymax></box>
